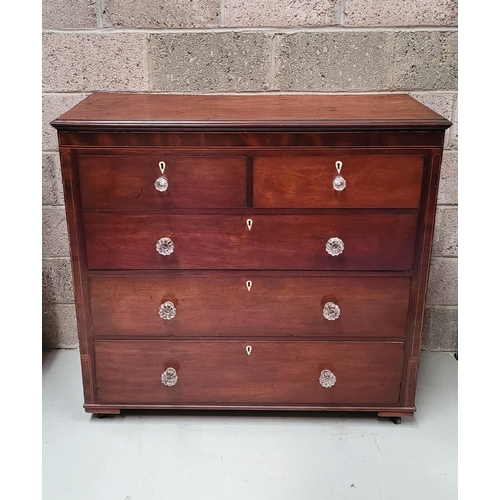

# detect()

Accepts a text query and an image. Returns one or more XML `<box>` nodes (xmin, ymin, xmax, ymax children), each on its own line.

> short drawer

<box><xmin>95</xmin><ymin>340</ymin><xmax>404</xmax><ymax>405</ymax></box>
<box><xmin>254</xmin><ymin>154</ymin><xmax>424</xmax><ymax>208</ymax></box>
<box><xmin>84</xmin><ymin>214</ymin><xmax>417</xmax><ymax>270</ymax></box>
<box><xmin>78</xmin><ymin>154</ymin><xmax>247</xmax><ymax>209</ymax></box>
<box><xmin>90</xmin><ymin>274</ymin><xmax>411</xmax><ymax>339</ymax></box>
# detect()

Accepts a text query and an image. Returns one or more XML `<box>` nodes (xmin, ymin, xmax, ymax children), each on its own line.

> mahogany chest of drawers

<box><xmin>51</xmin><ymin>93</ymin><xmax>451</xmax><ymax>422</ymax></box>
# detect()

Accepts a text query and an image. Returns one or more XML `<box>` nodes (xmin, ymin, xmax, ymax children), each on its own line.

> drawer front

<box><xmin>84</xmin><ymin>214</ymin><xmax>417</xmax><ymax>270</ymax></box>
<box><xmin>90</xmin><ymin>275</ymin><xmax>411</xmax><ymax>339</ymax></box>
<box><xmin>95</xmin><ymin>340</ymin><xmax>404</xmax><ymax>405</ymax></box>
<box><xmin>254</xmin><ymin>155</ymin><xmax>424</xmax><ymax>208</ymax></box>
<box><xmin>78</xmin><ymin>154</ymin><xmax>247</xmax><ymax>209</ymax></box>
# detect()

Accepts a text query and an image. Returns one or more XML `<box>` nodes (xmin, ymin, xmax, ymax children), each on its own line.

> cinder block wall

<box><xmin>42</xmin><ymin>0</ymin><xmax>458</xmax><ymax>351</ymax></box>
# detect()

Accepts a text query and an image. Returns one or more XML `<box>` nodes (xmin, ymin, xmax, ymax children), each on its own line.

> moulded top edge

<box><xmin>50</xmin><ymin>119</ymin><xmax>451</xmax><ymax>132</ymax></box>
<box><xmin>50</xmin><ymin>93</ymin><xmax>452</xmax><ymax>132</ymax></box>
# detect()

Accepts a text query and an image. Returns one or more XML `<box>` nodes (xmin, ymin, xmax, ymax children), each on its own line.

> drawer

<box><xmin>78</xmin><ymin>154</ymin><xmax>247</xmax><ymax>209</ymax></box>
<box><xmin>84</xmin><ymin>214</ymin><xmax>417</xmax><ymax>270</ymax></box>
<box><xmin>254</xmin><ymin>155</ymin><xmax>424</xmax><ymax>208</ymax></box>
<box><xmin>90</xmin><ymin>274</ymin><xmax>410</xmax><ymax>339</ymax></box>
<box><xmin>95</xmin><ymin>340</ymin><xmax>404</xmax><ymax>405</ymax></box>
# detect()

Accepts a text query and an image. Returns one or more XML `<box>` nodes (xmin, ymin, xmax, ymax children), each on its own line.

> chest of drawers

<box><xmin>51</xmin><ymin>93</ymin><xmax>450</xmax><ymax>422</ymax></box>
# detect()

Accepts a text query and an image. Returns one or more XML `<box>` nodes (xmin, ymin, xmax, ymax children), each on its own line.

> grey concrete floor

<box><xmin>42</xmin><ymin>350</ymin><xmax>457</xmax><ymax>500</ymax></box>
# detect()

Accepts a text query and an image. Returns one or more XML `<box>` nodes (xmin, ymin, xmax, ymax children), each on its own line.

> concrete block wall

<box><xmin>42</xmin><ymin>0</ymin><xmax>458</xmax><ymax>351</ymax></box>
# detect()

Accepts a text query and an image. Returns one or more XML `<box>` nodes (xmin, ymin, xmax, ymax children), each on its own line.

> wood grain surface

<box><xmin>52</xmin><ymin>92</ymin><xmax>450</xmax><ymax>417</ymax></box>
<box><xmin>254</xmin><ymin>154</ymin><xmax>424</xmax><ymax>208</ymax></box>
<box><xmin>83</xmin><ymin>213</ymin><xmax>418</xmax><ymax>270</ymax></box>
<box><xmin>95</xmin><ymin>340</ymin><xmax>405</xmax><ymax>405</ymax></box>
<box><xmin>89</xmin><ymin>274</ymin><xmax>411</xmax><ymax>338</ymax></box>
<box><xmin>52</xmin><ymin>93</ymin><xmax>451</xmax><ymax>131</ymax></box>
<box><xmin>79</xmin><ymin>154</ymin><xmax>247</xmax><ymax>209</ymax></box>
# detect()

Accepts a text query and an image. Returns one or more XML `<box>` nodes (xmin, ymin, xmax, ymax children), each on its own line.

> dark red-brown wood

<box><xmin>254</xmin><ymin>154</ymin><xmax>424</xmax><ymax>208</ymax></box>
<box><xmin>399</xmin><ymin>150</ymin><xmax>444</xmax><ymax>407</ymax></box>
<box><xmin>58</xmin><ymin>130</ymin><xmax>446</xmax><ymax>149</ymax></box>
<box><xmin>51</xmin><ymin>93</ymin><xmax>451</xmax><ymax>131</ymax></box>
<box><xmin>52</xmin><ymin>93</ymin><xmax>451</xmax><ymax>419</ymax></box>
<box><xmin>83</xmin><ymin>213</ymin><xmax>418</xmax><ymax>271</ymax></box>
<box><xmin>59</xmin><ymin>149</ymin><xmax>96</xmax><ymax>404</ymax></box>
<box><xmin>94</xmin><ymin>340</ymin><xmax>404</xmax><ymax>405</ymax></box>
<box><xmin>89</xmin><ymin>274</ymin><xmax>411</xmax><ymax>339</ymax></box>
<box><xmin>78</xmin><ymin>154</ymin><xmax>247</xmax><ymax>209</ymax></box>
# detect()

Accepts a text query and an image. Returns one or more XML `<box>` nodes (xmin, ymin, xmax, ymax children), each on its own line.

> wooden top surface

<box><xmin>51</xmin><ymin>93</ymin><xmax>451</xmax><ymax>131</ymax></box>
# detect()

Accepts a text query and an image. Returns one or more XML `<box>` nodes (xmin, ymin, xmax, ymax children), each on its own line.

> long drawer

<box><xmin>90</xmin><ymin>274</ymin><xmax>411</xmax><ymax>339</ymax></box>
<box><xmin>95</xmin><ymin>340</ymin><xmax>404</xmax><ymax>405</ymax></box>
<box><xmin>254</xmin><ymin>154</ymin><xmax>424</xmax><ymax>208</ymax></box>
<box><xmin>84</xmin><ymin>214</ymin><xmax>418</xmax><ymax>270</ymax></box>
<box><xmin>78</xmin><ymin>154</ymin><xmax>248</xmax><ymax>209</ymax></box>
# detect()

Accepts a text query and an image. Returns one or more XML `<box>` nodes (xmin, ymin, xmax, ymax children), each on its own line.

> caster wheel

<box><xmin>96</xmin><ymin>413</ymin><xmax>107</xmax><ymax>419</ymax></box>
<box><xmin>392</xmin><ymin>417</ymin><xmax>402</xmax><ymax>425</ymax></box>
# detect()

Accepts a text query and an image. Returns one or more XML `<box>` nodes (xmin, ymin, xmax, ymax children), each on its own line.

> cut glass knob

<box><xmin>319</xmin><ymin>369</ymin><xmax>336</xmax><ymax>388</ymax></box>
<box><xmin>333</xmin><ymin>175</ymin><xmax>346</xmax><ymax>191</ymax></box>
<box><xmin>323</xmin><ymin>302</ymin><xmax>340</xmax><ymax>321</ymax></box>
<box><xmin>155</xmin><ymin>176</ymin><xmax>169</xmax><ymax>192</ymax></box>
<box><xmin>156</xmin><ymin>237</ymin><xmax>174</xmax><ymax>256</ymax></box>
<box><xmin>326</xmin><ymin>237</ymin><xmax>344</xmax><ymax>256</ymax></box>
<box><xmin>161</xmin><ymin>367</ymin><xmax>178</xmax><ymax>386</ymax></box>
<box><xmin>158</xmin><ymin>301</ymin><xmax>176</xmax><ymax>320</ymax></box>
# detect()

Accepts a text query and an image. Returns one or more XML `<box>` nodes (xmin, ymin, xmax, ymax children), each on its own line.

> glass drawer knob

<box><xmin>333</xmin><ymin>175</ymin><xmax>346</xmax><ymax>191</ymax></box>
<box><xmin>156</xmin><ymin>237</ymin><xmax>174</xmax><ymax>256</ymax></box>
<box><xmin>319</xmin><ymin>369</ymin><xmax>336</xmax><ymax>388</ymax></box>
<box><xmin>326</xmin><ymin>237</ymin><xmax>344</xmax><ymax>256</ymax></box>
<box><xmin>155</xmin><ymin>176</ymin><xmax>169</xmax><ymax>192</ymax></box>
<box><xmin>323</xmin><ymin>302</ymin><xmax>340</xmax><ymax>321</ymax></box>
<box><xmin>161</xmin><ymin>367</ymin><xmax>178</xmax><ymax>386</ymax></box>
<box><xmin>158</xmin><ymin>301</ymin><xmax>176</xmax><ymax>320</ymax></box>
